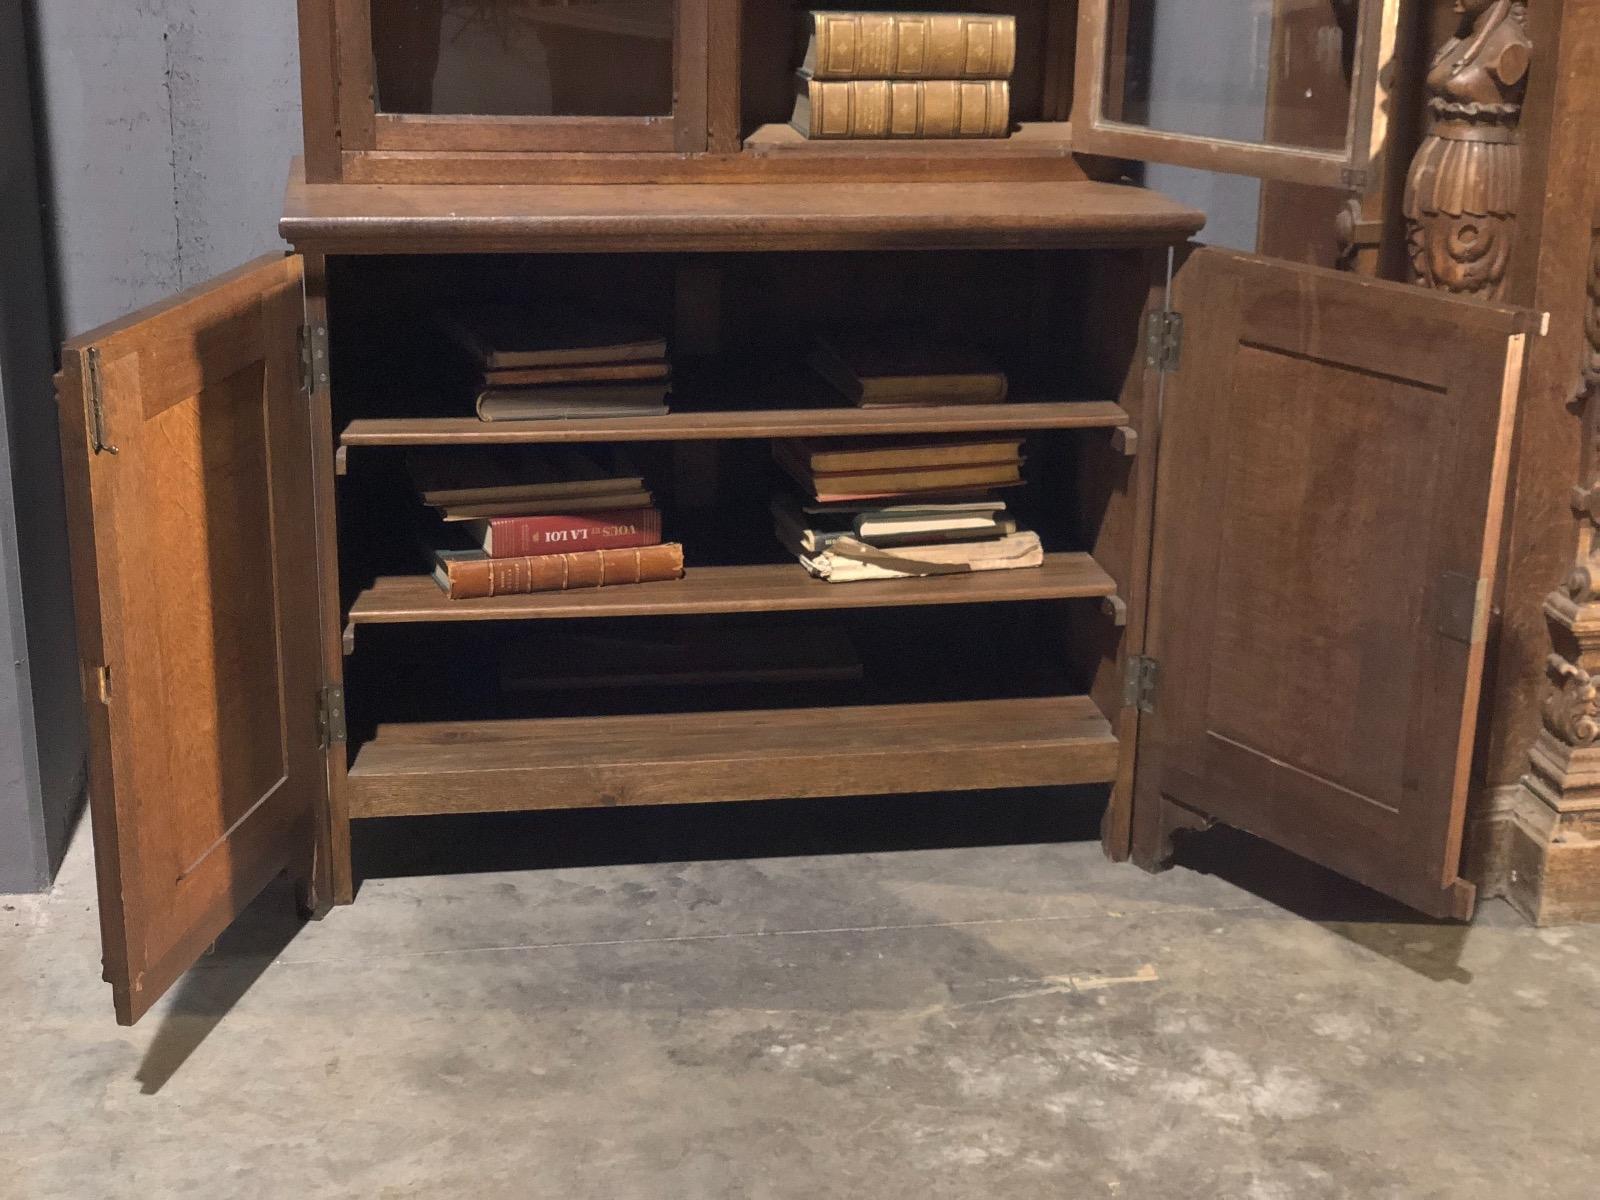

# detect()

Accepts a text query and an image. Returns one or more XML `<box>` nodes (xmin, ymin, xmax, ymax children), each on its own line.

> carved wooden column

<box><xmin>1403</xmin><ymin>0</ymin><xmax>1531</xmax><ymax>300</ymax></box>
<box><xmin>1514</xmin><ymin>231</ymin><xmax>1600</xmax><ymax>923</ymax></box>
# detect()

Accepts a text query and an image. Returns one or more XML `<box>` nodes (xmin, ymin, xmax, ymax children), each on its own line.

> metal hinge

<box><xmin>1436</xmin><ymin>571</ymin><xmax>1491</xmax><ymax>646</ymax></box>
<box><xmin>317</xmin><ymin>684</ymin><xmax>347</xmax><ymax>748</ymax></box>
<box><xmin>299</xmin><ymin>321</ymin><xmax>329</xmax><ymax>398</ymax></box>
<box><xmin>1144</xmin><ymin>311</ymin><xmax>1184</xmax><ymax>374</ymax></box>
<box><xmin>85</xmin><ymin>347</ymin><xmax>119</xmax><ymax>455</ymax></box>
<box><xmin>1341</xmin><ymin>166</ymin><xmax>1370</xmax><ymax>191</ymax></box>
<box><xmin>1124</xmin><ymin>655</ymin><xmax>1160</xmax><ymax>713</ymax></box>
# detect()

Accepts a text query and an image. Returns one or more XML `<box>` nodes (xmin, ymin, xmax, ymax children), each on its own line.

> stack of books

<box><xmin>809</xmin><ymin>332</ymin><xmax>1008</xmax><ymax>408</ymax></box>
<box><xmin>437</xmin><ymin>305</ymin><xmax>671</xmax><ymax>421</ymax></box>
<box><xmin>409</xmin><ymin>447</ymin><xmax>685</xmax><ymax>599</ymax></box>
<box><xmin>771</xmin><ymin>435</ymin><xmax>1044</xmax><ymax>583</ymax></box>
<box><xmin>790</xmin><ymin>11</ymin><xmax>1016</xmax><ymax>140</ymax></box>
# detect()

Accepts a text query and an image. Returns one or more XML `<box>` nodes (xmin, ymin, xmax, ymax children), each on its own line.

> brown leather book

<box><xmin>809</xmin><ymin>335</ymin><xmax>1008</xmax><ymax>406</ymax></box>
<box><xmin>432</xmin><ymin>543</ymin><xmax>685</xmax><ymax>600</ymax></box>
<box><xmin>476</xmin><ymin>383</ymin><xmax>671</xmax><ymax>421</ymax></box>
<box><xmin>437</xmin><ymin>305</ymin><xmax>668</xmax><ymax>370</ymax></box>
<box><xmin>776</xmin><ymin>441</ymin><xmax>1024</xmax><ymax>499</ymax></box>
<box><xmin>483</xmin><ymin>361</ymin><xmax>670</xmax><ymax>388</ymax></box>
<box><xmin>781</xmin><ymin>435</ymin><xmax>1025</xmax><ymax>473</ymax></box>
<box><xmin>800</xmin><ymin>12</ymin><xmax>1017</xmax><ymax>80</ymax></box>
<box><xmin>791</xmin><ymin>77</ymin><xmax>1011</xmax><ymax>139</ymax></box>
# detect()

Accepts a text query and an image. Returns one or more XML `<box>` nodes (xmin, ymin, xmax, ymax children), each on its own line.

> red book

<box><xmin>466</xmin><ymin>508</ymin><xmax>662</xmax><ymax>559</ymax></box>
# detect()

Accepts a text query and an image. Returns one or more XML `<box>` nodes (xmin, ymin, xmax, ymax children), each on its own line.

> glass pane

<box><xmin>370</xmin><ymin>0</ymin><xmax>676</xmax><ymax>116</ymax></box>
<box><xmin>1104</xmin><ymin>0</ymin><xmax>1359</xmax><ymax>152</ymax></box>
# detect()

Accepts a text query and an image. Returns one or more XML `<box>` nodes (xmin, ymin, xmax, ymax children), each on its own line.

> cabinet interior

<box><xmin>322</xmin><ymin>246</ymin><xmax>1147</xmax><ymax>820</ymax></box>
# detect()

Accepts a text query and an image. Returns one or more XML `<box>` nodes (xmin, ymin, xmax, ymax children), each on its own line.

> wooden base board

<box><xmin>1472</xmin><ymin>781</ymin><xmax>1600</xmax><ymax>925</ymax></box>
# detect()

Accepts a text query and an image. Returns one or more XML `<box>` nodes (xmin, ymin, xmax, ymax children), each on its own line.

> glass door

<box><xmin>1072</xmin><ymin>0</ymin><xmax>1392</xmax><ymax>187</ymax></box>
<box><xmin>341</xmin><ymin>0</ymin><xmax>710</xmax><ymax>153</ymax></box>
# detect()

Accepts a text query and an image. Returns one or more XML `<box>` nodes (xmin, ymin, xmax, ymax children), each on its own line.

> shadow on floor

<box><xmin>134</xmin><ymin>876</ymin><xmax>306</xmax><ymax>1094</ymax></box>
<box><xmin>1171</xmin><ymin>825</ymin><xmax>1476</xmax><ymax>984</ymax></box>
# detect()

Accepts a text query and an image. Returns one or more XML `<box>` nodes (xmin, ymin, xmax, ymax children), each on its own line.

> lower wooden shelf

<box><xmin>346</xmin><ymin>695</ymin><xmax>1119</xmax><ymax>818</ymax></box>
<box><xmin>346</xmin><ymin>554</ymin><xmax>1116</xmax><ymax>635</ymax></box>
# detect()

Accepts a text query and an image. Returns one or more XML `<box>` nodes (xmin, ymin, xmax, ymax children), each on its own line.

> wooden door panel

<box><xmin>1140</xmin><ymin>248</ymin><xmax>1530</xmax><ymax>918</ymax></box>
<box><xmin>58</xmin><ymin>255</ymin><xmax>326</xmax><ymax>1024</ymax></box>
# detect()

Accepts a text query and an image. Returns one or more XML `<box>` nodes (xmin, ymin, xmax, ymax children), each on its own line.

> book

<box><xmin>800</xmin><ymin>531</ymin><xmax>1044</xmax><ymax>583</ymax></box>
<box><xmin>781</xmin><ymin>435</ymin><xmax>1025</xmax><ymax>474</ymax></box>
<box><xmin>408</xmin><ymin>447</ymin><xmax>645</xmax><ymax>508</ymax></box>
<box><xmin>438</xmin><ymin>489</ymin><xmax>655</xmax><ymax>522</ymax></box>
<box><xmin>791</xmin><ymin>77</ymin><xmax>1011</xmax><ymax>139</ymax></box>
<box><xmin>437</xmin><ymin>306</ymin><xmax>668</xmax><ymax>371</ymax></box>
<box><xmin>476</xmin><ymin>383</ymin><xmax>671</xmax><ymax>421</ymax></box>
<box><xmin>775</xmin><ymin>442</ymin><xmax>1024</xmax><ymax>500</ymax></box>
<box><xmin>483</xmin><ymin>361</ymin><xmax>670</xmax><ymax>388</ymax></box>
<box><xmin>467</xmin><ymin>508</ymin><xmax>662</xmax><ymax>558</ymax></box>
<box><xmin>809</xmin><ymin>335</ymin><xmax>1008</xmax><ymax>406</ymax></box>
<box><xmin>771</xmin><ymin>494</ymin><xmax>1013</xmax><ymax>554</ymax></box>
<box><xmin>799</xmin><ymin>12</ymin><xmax>1017</xmax><ymax>81</ymax></box>
<box><xmin>498</xmin><ymin>627</ymin><xmax>862</xmax><ymax>692</ymax></box>
<box><xmin>432</xmin><ymin>543</ymin><xmax>685</xmax><ymax>600</ymax></box>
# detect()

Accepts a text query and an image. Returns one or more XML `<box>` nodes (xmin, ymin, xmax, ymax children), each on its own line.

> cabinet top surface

<box><xmin>280</xmin><ymin>161</ymin><xmax>1206</xmax><ymax>255</ymax></box>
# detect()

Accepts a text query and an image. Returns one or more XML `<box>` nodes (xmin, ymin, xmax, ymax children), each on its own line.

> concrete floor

<box><xmin>3</xmin><ymin>789</ymin><xmax>1598</xmax><ymax>1200</ymax></box>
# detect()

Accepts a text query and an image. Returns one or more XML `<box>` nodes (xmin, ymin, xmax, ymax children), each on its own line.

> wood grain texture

<box><xmin>337</xmin><ymin>146</ymin><xmax>1104</xmax><ymax>185</ymax></box>
<box><xmin>280</xmin><ymin>168</ymin><xmax>1206</xmax><ymax>255</ymax></box>
<box><xmin>339</xmin><ymin>401</ymin><xmax>1129</xmax><ymax>449</ymax></box>
<box><xmin>300</xmin><ymin>255</ymin><xmax>352</xmax><ymax>909</ymax></box>
<box><xmin>58</xmin><ymin>255</ymin><xmax>326</xmax><ymax>1023</ymax></box>
<box><xmin>347</xmin><ymin>696</ymin><xmax>1119</xmax><ymax>817</ymax></box>
<box><xmin>295</xmin><ymin>0</ymin><xmax>342</xmax><ymax>181</ymax></box>
<box><xmin>1133</xmin><ymin>247</ymin><xmax>1531</xmax><ymax>920</ymax></box>
<box><xmin>347</xmin><ymin>554</ymin><xmax>1116</xmax><ymax>633</ymax></box>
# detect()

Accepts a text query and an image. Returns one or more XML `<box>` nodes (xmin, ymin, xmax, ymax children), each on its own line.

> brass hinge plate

<box><xmin>1124</xmin><ymin>655</ymin><xmax>1160</xmax><ymax>713</ymax></box>
<box><xmin>1341</xmin><ymin>166</ymin><xmax>1370</xmax><ymax>191</ymax></box>
<box><xmin>299</xmin><ymin>321</ymin><xmax>329</xmax><ymax>398</ymax></box>
<box><xmin>318</xmin><ymin>684</ymin><xmax>347</xmax><ymax>747</ymax></box>
<box><xmin>1437</xmin><ymin>571</ymin><xmax>1490</xmax><ymax>646</ymax></box>
<box><xmin>85</xmin><ymin>347</ymin><xmax>119</xmax><ymax>456</ymax></box>
<box><xmin>1144</xmin><ymin>311</ymin><xmax>1184</xmax><ymax>374</ymax></box>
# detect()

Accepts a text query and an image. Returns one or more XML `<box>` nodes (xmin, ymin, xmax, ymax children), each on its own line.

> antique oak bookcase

<box><xmin>59</xmin><ymin>1</ymin><xmax>1538</xmax><ymax>1023</ymax></box>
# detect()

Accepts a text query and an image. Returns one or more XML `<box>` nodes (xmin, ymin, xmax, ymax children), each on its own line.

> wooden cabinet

<box><xmin>60</xmin><ymin>1</ymin><xmax>1537</xmax><ymax>1023</ymax></box>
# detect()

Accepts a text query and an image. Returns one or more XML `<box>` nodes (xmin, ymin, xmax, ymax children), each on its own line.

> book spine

<box><xmin>484</xmin><ymin>508</ymin><xmax>662</xmax><ymax>559</ymax></box>
<box><xmin>447</xmin><ymin>544</ymin><xmax>685</xmax><ymax>600</ymax></box>
<box><xmin>808</xmin><ymin>13</ymin><xmax>1016</xmax><ymax>80</ymax></box>
<box><xmin>801</xmin><ymin>78</ymin><xmax>1010</xmax><ymax>140</ymax></box>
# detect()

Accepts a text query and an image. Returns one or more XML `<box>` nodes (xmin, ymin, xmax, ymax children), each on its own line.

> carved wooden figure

<box><xmin>1403</xmin><ymin>0</ymin><xmax>1532</xmax><ymax>300</ymax></box>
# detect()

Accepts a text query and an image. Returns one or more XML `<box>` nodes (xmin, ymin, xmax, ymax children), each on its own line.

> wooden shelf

<box><xmin>339</xmin><ymin>400</ymin><xmax>1129</xmax><ymax>450</ymax></box>
<box><xmin>744</xmin><ymin>122</ymin><xmax>1076</xmax><ymax>159</ymax></box>
<box><xmin>282</xmin><ymin>169</ymin><xmax>1206</xmax><ymax>254</ymax></box>
<box><xmin>346</xmin><ymin>695</ymin><xmax>1119</xmax><ymax>817</ymax></box>
<box><xmin>346</xmin><ymin>554</ymin><xmax>1117</xmax><ymax>640</ymax></box>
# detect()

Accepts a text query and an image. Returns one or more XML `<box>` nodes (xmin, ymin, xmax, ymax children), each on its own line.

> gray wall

<box><xmin>0</xmin><ymin>2</ymin><xmax>304</xmax><ymax>891</ymax></box>
<box><xmin>32</xmin><ymin>2</ymin><xmax>303</xmax><ymax>336</ymax></box>
<box><xmin>1</xmin><ymin>0</ymin><xmax>85</xmax><ymax>890</ymax></box>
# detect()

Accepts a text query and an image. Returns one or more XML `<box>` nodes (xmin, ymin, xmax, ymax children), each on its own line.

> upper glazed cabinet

<box><xmin>299</xmin><ymin>0</ymin><xmax>1394</xmax><ymax>184</ymax></box>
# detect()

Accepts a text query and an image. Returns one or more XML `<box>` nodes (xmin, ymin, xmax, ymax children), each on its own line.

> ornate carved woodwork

<box><xmin>1403</xmin><ymin>1</ymin><xmax>1531</xmax><ymax>301</ymax></box>
<box><xmin>1521</xmin><ymin>231</ymin><xmax>1600</xmax><ymax>919</ymax></box>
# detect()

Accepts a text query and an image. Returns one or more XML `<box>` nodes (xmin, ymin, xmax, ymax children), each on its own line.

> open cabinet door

<box><xmin>58</xmin><ymin>255</ymin><xmax>328</xmax><ymax>1024</ymax></box>
<box><xmin>1136</xmin><ymin>248</ymin><xmax>1532</xmax><ymax>919</ymax></box>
